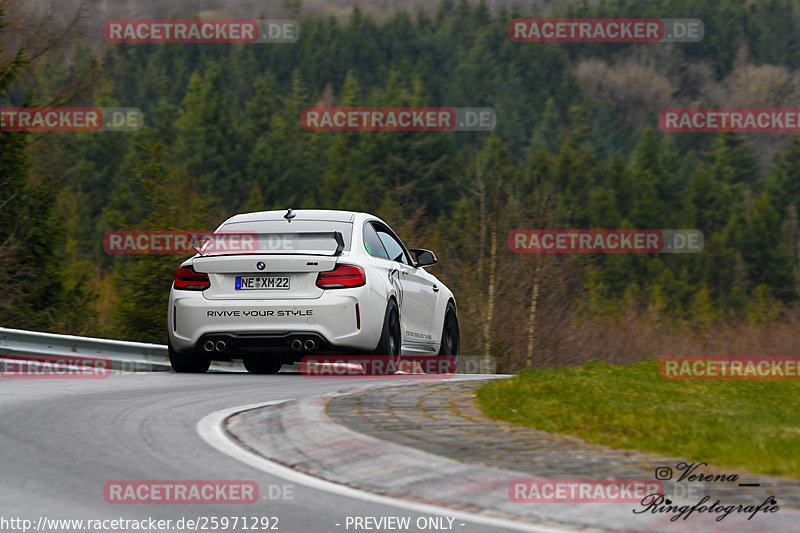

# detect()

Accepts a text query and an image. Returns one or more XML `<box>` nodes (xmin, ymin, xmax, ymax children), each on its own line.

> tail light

<box><xmin>316</xmin><ymin>264</ymin><xmax>366</xmax><ymax>289</ymax></box>
<box><xmin>174</xmin><ymin>266</ymin><xmax>210</xmax><ymax>290</ymax></box>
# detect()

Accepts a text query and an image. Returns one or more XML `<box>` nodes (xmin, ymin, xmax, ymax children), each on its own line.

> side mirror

<box><xmin>409</xmin><ymin>248</ymin><xmax>437</xmax><ymax>267</ymax></box>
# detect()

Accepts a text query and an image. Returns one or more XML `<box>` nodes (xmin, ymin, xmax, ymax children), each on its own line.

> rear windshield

<box><xmin>210</xmin><ymin>219</ymin><xmax>353</xmax><ymax>255</ymax></box>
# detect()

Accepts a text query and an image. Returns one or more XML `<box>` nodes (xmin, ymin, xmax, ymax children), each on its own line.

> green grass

<box><xmin>475</xmin><ymin>360</ymin><xmax>800</xmax><ymax>478</ymax></box>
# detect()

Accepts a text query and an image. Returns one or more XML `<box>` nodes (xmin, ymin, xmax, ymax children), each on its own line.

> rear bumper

<box><xmin>168</xmin><ymin>286</ymin><xmax>384</xmax><ymax>355</ymax></box>
<box><xmin>197</xmin><ymin>331</ymin><xmax>330</xmax><ymax>357</ymax></box>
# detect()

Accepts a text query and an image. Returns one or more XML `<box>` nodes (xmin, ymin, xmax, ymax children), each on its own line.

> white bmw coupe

<box><xmin>167</xmin><ymin>209</ymin><xmax>459</xmax><ymax>374</ymax></box>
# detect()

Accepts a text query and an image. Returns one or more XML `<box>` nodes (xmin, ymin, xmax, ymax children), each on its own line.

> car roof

<box><xmin>223</xmin><ymin>209</ymin><xmax>363</xmax><ymax>225</ymax></box>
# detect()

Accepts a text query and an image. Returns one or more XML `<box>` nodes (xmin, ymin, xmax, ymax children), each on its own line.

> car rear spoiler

<box><xmin>192</xmin><ymin>230</ymin><xmax>346</xmax><ymax>256</ymax></box>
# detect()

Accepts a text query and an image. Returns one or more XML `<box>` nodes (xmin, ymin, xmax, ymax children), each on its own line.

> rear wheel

<box><xmin>168</xmin><ymin>341</ymin><xmax>211</xmax><ymax>373</ymax></box>
<box><xmin>367</xmin><ymin>299</ymin><xmax>401</xmax><ymax>375</ymax></box>
<box><xmin>433</xmin><ymin>303</ymin><xmax>459</xmax><ymax>374</ymax></box>
<box><xmin>243</xmin><ymin>357</ymin><xmax>283</xmax><ymax>374</ymax></box>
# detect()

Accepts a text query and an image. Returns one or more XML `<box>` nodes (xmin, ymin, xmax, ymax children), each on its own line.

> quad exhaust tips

<box><xmin>204</xmin><ymin>336</ymin><xmax>318</xmax><ymax>353</ymax></box>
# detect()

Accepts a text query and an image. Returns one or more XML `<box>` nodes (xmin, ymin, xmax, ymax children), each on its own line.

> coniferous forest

<box><xmin>4</xmin><ymin>0</ymin><xmax>800</xmax><ymax>371</ymax></box>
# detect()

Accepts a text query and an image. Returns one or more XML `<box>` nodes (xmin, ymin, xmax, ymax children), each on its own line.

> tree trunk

<box><xmin>484</xmin><ymin>220</ymin><xmax>497</xmax><ymax>357</ymax></box>
<box><xmin>526</xmin><ymin>255</ymin><xmax>542</xmax><ymax>368</ymax></box>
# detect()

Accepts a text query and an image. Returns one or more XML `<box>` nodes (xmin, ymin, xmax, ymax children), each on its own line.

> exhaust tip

<box><xmin>304</xmin><ymin>339</ymin><xmax>316</xmax><ymax>351</ymax></box>
<box><xmin>203</xmin><ymin>340</ymin><xmax>215</xmax><ymax>352</ymax></box>
<box><xmin>215</xmin><ymin>340</ymin><xmax>227</xmax><ymax>352</ymax></box>
<box><xmin>291</xmin><ymin>339</ymin><xmax>303</xmax><ymax>351</ymax></box>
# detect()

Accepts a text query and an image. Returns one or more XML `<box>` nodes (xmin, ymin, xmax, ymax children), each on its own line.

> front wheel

<box><xmin>168</xmin><ymin>341</ymin><xmax>211</xmax><ymax>373</ymax></box>
<box><xmin>433</xmin><ymin>303</ymin><xmax>459</xmax><ymax>374</ymax></box>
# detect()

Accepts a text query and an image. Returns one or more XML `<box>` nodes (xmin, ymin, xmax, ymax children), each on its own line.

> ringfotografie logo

<box><xmin>634</xmin><ymin>462</ymin><xmax>780</xmax><ymax>522</ymax></box>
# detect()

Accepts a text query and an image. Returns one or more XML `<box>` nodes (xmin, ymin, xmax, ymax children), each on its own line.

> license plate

<box><xmin>235</xmin><ymin>276</ymin><xmax>290</xmax><ymax>290</ymax></box>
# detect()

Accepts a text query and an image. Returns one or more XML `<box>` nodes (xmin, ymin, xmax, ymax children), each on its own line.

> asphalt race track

<box><xmin>0</xmin><ymin>372</ymin><xmax>545</xmax><ymax>533</ymax></box>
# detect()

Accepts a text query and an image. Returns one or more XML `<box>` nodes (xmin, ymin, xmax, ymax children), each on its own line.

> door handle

<box><xmin>432</xmin><ymin>285</ymin><xmax>439</xmax><ymax>292</ymax></box>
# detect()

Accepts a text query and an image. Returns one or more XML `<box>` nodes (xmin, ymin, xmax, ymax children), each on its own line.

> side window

<box><xmin>363</xmin><ymin>223</ymin><xmax>389</xmax><ymax>259</ymax></box>
<box><xmin>375</xmin><ymin>227</ymin><xmax>412</xmax><ymax>265</ymax></box>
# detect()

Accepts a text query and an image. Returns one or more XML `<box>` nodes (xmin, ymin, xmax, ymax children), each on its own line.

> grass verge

<box><xmin>474</xmin><ymin>360</ymin><xmax>800</xmax><ymax>478</ymax></box>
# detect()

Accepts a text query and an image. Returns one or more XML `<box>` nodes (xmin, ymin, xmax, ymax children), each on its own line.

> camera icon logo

<box><xmin>655</xmin><ymin>467</ymin><xmax>673</xmax><ymax>480</ymax></box>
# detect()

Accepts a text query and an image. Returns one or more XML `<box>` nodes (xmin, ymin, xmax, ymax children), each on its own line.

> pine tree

<box><xmin>744</xmin><ymin>193</ymin><xmax>795</xmax><ymax>301</ymax></box>
<box><xmin>173</xmin><ymin>62</ymin><xmax>244</xmax><ymax>209</ymax></box>
<box><xmin>0</xmin><ymin>9</ymin><xmax>91</xmax><ymax>331</ymax></box>
<box><xmin>109</xmin><ymin>142</ymin><xmax>209</xmax><ymax>342</ymax></box>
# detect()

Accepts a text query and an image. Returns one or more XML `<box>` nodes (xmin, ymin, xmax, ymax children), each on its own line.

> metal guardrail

<box><xmin>0</xmin><ymin>327</ymin><xmax>496</xmax><ymax>375</ymax></box>
<box><xmin>0</xmin><ymin>327</ymin><xmax>242</xmax><ymax>372</ymax></box>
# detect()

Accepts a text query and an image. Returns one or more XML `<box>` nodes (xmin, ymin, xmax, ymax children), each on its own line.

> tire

<box><xmin>367</xmin><ymin>299</ymin><xmax>402</xmax><ymax>375</ymax></box>
<box><xmin>168</xmin><ymin>341</ymin><xmax>211</xmax><ymax>373</ymax></box>
<box><xmin>243</xmin><ymin>357</ymin><xmax>283</xmax><ymax>374</ymax></box>
<box><xmin>433</xmin><ymin>302</ymin><xmax>459</xmax><ymax>374</ymax></box>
